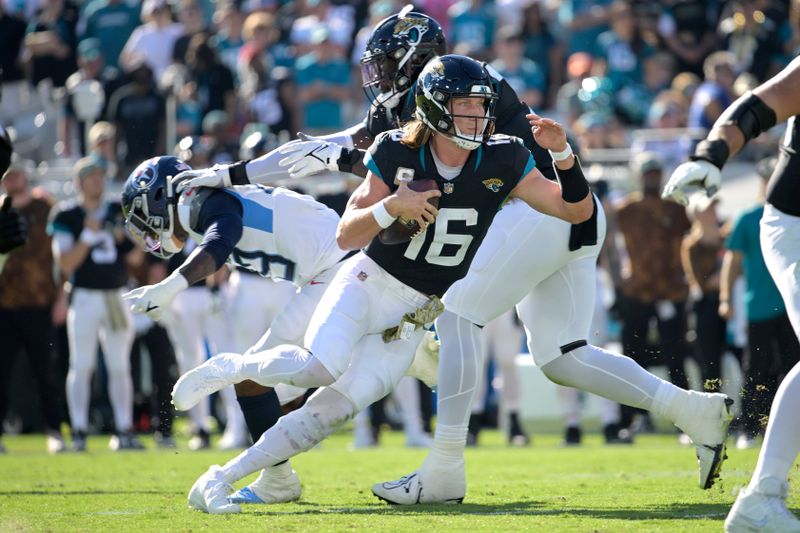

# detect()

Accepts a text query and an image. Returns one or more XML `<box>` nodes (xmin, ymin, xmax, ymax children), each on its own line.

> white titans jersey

<box><xmin>178</xmin><ymin>185</ymin><xmax>346</xmax><ymax>286</ymax></box>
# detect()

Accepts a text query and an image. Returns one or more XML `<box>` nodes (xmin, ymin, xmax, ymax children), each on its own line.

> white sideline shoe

<box><xmin>673</xmin><ymin>391</ymin><xmax>734</xmax><ymax>489</ymax></box>
<box><xmin>188</xmin><ymin>465</ymin><xmax>241</xmax><ymax>514</ymax></box>
<box><xmin>217</xmin><ymin>430</ymin><xmax>249</xmax><ymax>451</ymax></box>
<box><xmin>172</xmin><ymin>354</ymin><xmax>239</xmax><ymax>411</ymax></box>
<box><xmin>228</xmin><ymin>463</ymin><xmax>301</xmax><ymax>505</ymax></box>
<box><xmin>372</xmin><ymin>459</ymin><xmax>465</xmax><ymax>504</ymax></box>
<box><xmin>725</xmin><ymin>477</ymin><xmax>800</xmax><ymax>532</ymax></box>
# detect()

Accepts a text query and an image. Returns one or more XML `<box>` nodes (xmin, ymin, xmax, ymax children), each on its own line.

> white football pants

<box><xmin>66</xmin><ymin>288</ymin><xmax>134</xmax><ymax>432</ymax></box>
<box><xmin>749</xmin><ymin>205</ymin><xmax>800</xmax><ymax>484</ymax></box>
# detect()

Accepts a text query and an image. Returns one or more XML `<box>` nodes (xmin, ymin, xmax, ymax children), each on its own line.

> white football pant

<box><xmin>748</xmin><ymin>205</ymin><xmax>800</xmax><ymax>485</ymax></box>
<box><xmin>66</xmin><ymin>288</ymin><xmax>134</xmax><ymax>432</ymax></box>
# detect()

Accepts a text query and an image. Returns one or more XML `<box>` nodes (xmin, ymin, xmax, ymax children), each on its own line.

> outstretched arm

<box><xmin>123</xmin><ymin>193</ymin><xmax>243</xmax><ymax>320</ymax></box>
<box><xmin>175</xmin><ymin>124</ymin><xmax>374</xmax><ymax>190</ymax></box>
<box><xmin>663</xmin><ymin>57</ymin><xmax>800</xmax><ymax>204</ymax></box>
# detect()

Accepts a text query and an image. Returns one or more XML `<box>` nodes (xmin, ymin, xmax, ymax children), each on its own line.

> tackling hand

<box><xmin>123</xmin><ymin>272</ymin><xmax>188</xmax><ymax>322</ymax></box>
<box><xmin>175</xmin><ymin>166</ymin><xmax>232</xmax><ymax>192</ymax></box>
<box><xmin>661</xmin><ymin>160</ymin><xmax>721</xmax><ymax>206</ymax></box>
<box><xmin>278</xmin><ymin>133</ymin><xmax>343</xmax><ymax>179</ymax></box>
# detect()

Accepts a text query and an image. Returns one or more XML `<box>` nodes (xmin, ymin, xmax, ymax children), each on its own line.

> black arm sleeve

<box><xmin>194</xmin><ymin>191</ymin><xmax>244</xmax><ymax>269</ymax></box>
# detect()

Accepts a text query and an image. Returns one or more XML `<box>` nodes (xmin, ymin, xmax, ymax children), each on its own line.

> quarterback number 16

<box><xmin>403</xmin><ymin>207</ymin><xmax>478</xmax><ymax>266</ymax></box>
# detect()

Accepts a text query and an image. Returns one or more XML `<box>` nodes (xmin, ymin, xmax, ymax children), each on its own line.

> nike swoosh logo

<box><xmin>309</xmin><ymin>280</ymin><xmax>325</xmax><ymax>285</ymax></box>
<box><xmin>145</xmin><ymin>303</ymin><xmax>159</xmax><ymax>312</ymax></box>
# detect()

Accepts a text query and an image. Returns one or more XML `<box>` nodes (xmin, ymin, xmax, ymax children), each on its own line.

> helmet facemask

<box><xmin>418</xmin><ymin>85</ymin><xmax>497</xmax><ymax>151</ymax></box>
<box><xmin>122</xmin><ymin>176</ymin><xmax>179</xmax><ymax>259</ymax></box>
<box><xmin>361</xmin><ymin>45</ymin><xmax>439</xmax><ymax>109</ymax></box>
<box><xmin>360</xmin><ymin>9</ymin><xmax>445</xmax><ymax>110</ymax></box>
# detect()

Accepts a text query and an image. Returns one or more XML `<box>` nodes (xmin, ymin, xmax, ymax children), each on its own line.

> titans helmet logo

<box><xmin>393</xmin><ymin>16</ymin><xmax>429</xmax><ymax>45</ymax></box>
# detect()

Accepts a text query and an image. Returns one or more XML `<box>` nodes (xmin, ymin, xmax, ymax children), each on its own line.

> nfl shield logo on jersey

<box><xmin>443</xmin><ymin>183</ymin><xmax>454</xmax><ymax>194</ymax></box>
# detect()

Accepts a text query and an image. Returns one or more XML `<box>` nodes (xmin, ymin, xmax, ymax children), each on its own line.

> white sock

<box><xmin>750</xmin><ymin>361</ymin><xmax>800</xmax><ymax>487</ymax></box>
<box><xmin>430</xmin><ymin>424</ymin><xmax>468</xmax><ymax>466</ymax></box>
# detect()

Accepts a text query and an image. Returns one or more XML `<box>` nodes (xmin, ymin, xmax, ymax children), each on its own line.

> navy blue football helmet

<box><xmin>121</xmin><ymin>156</ymin><xmax>191</xmax><ymax>258</ymax></box>
<box><xmin>415</xmin><ymin>55</ymin><xmax>497</xmax><ymax>150</ymax></box>
<box><xmin>360</xmin><ymin>7</ymin><xmax>446</xmax><ymax>107</ymax></box>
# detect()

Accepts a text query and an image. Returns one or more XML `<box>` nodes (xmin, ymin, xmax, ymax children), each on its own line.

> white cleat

<box><xmin>228</xmin><ymin>463</ymin><xmax>302</xmax><ymax>505</ymax></box>
<box><xmin>673</xmin><ymin>391</ymin><xmax>734</xmax><ymax>489</ymax></box>
<box><xmin>188</xmin><ymin>465</ymin><xmax>241</xmax><ymax>514</ymax></box>
<box><xmin>172</xmin><ymin>354</ymin><xmax>239</xmax><ymax>411</ymax></box>
<box><xmin>372</xmin><ymin>460</ymin><xmax>465</xmax><ymax>504</ymax></box>
<box><xmin>725</xmin><ymin>477</ymin><xmax>800</xmax><ymax>532</ymax></box>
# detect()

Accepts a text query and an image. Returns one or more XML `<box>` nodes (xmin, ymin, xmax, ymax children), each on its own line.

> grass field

<box><xmin>0</xmin><ymin>429</ymin><xmax>794</xmax><ymax>532</ymax></box>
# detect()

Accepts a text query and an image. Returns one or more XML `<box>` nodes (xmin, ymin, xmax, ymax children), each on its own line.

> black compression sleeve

<box><xmin>554</xmin><ymin>157</ymin><xmax>590</xmax><ymax>203</ymax></box>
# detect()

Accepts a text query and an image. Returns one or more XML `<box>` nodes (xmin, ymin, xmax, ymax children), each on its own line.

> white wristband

<box><xmin>548</xmin><ymin>143</ymin><xmax>573</xmax><ymax>162</ymax></box>
<box><xmin>372</xmin><ymin>200</ymin><xmax>397</xmax><ymax>229</ymax></box>
<box><xmin>162</xmin><ymin>270</ymin><xmax>190</xmax><ymax>295</ymax></box>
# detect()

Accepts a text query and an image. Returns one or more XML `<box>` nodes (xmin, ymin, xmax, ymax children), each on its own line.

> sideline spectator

<box><xmin>0</xmin><ymin>160</ymin><xmax>66</xmax><ymax>454</ymax></box>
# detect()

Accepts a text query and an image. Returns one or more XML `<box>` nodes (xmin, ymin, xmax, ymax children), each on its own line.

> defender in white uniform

<box><xmin>121</xmin><ymin>156</ymin><xmax>350</xmax><ymax>505</ymax></box>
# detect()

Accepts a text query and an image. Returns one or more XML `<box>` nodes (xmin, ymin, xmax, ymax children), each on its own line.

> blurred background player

<box><xmin>48</xmin><ymin>156</ymin><xmax>142</xmax><ymax>451</ymax></box>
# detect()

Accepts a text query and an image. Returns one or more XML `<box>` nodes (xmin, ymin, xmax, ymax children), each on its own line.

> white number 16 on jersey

<box><xmin>403</xmin><ymin>207</ymin><xmax>478</xmax><ymax>266</ymax></box>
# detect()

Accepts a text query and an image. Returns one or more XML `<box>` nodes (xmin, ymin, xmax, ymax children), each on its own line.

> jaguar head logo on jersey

<box><xmin>121</xmin><ymin>156</ymin><xmax>191</xmax><ymax>259</ymax></box>
<box><xmin>482</xmin><ymin>178</ymin><xmax>504</xmax><ymax>192</ymax></box>
<box><xmin>415</xmin><ymin>55</ymin><xmax>498</xmax><ymax>151</ymax></box>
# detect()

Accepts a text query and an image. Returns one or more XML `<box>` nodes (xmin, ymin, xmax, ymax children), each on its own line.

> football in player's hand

<box><xmin>378</xmin><ymin>178</ymin><xmax>440</xmax><ymax>245</ymax></box>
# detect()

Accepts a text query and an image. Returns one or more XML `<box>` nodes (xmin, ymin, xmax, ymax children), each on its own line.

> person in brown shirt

<box><xmin>0</xmin><ymin>160</ymin><xmax>66</xmax><ymax>453</ymax></box>
<box><xmin>681</xmin><ymin>195</ymin><xmax>727</xmax><ymax>385</ymax></box>
<box><xmin>615</xmin><ymin>152</ymin><xmax>691</xmax><ymax>433</ymax></box>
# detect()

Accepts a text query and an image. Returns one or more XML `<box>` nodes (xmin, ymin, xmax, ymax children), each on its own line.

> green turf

<box><xmin>0</xmin><ymin>430</ymin><xmax>794</xmax><ymax>532</ymax></box>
